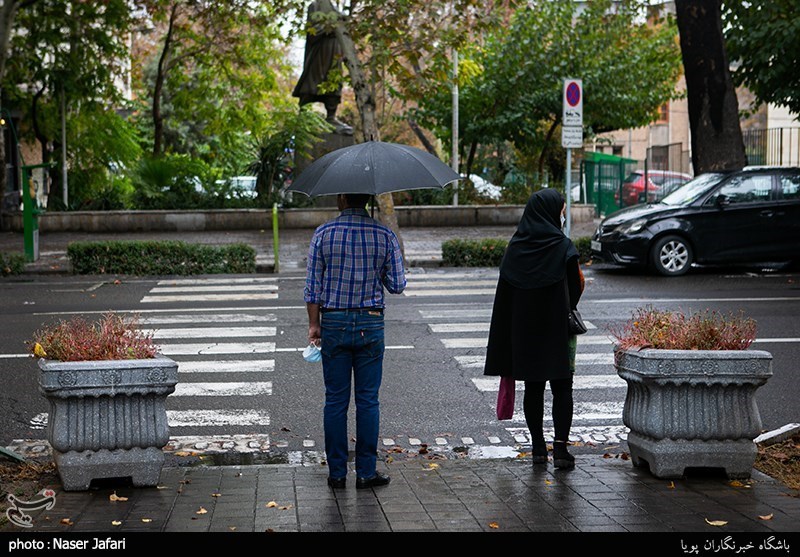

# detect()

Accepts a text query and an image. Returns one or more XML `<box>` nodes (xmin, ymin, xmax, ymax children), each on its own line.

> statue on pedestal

<box><xmin>293</xmin><ymin>0</ymin><xmax>354</xmax><ymax>136</ymax></box>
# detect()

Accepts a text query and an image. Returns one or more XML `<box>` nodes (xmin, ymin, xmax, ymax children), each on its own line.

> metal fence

<box><xmin>742</xmin><ymin>127</ymin><xmax>800</xmax><ymax>167</ymax></box>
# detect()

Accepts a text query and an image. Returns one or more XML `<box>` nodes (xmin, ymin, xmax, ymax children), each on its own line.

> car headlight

<box><xmin>617</xmin><ymin>219</ymin><xmax>648</xmax><ymax>235</ymax></box>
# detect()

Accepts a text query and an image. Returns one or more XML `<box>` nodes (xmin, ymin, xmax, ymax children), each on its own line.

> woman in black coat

<box><xmin>484</xmin><ymin>188</ymin><xmax>582</xmax><ymax>469</ymax></box>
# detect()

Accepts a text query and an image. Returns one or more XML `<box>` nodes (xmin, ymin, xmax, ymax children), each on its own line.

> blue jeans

<box><xmin>320</xmin><ymin>310</ymin><xmax>385</xmax><ymax>480</ymax></box>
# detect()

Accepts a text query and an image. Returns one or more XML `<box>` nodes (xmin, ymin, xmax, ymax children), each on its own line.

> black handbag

<box><xmin>568</xmin><ymin>307</ymin><xmax>588</xmax><ymax>335</ymax></box>
<box><xmin>565</xmin><ymin>277</ymin><xmax>587</xmax><ymax>335</ymax></box>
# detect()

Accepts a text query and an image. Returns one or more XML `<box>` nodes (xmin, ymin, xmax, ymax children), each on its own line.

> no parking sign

<box><xmin>562</xmin><ymin>78</ymin><xmax>583</xmax><ymax>148</ymax></box>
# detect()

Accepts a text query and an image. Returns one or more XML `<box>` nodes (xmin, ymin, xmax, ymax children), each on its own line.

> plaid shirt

<box><xmin>304</xmin><ymin>208</ymin><xmax>406</xmax><ymax>309</ymax></box>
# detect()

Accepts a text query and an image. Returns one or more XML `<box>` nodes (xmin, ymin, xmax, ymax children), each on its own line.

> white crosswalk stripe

<box><xmin>158</xmin><ymin>342</ymin><xmax>276</xmax><ymax>355</ymax></box>
<box><xmin>146</xmin><ymin>326</ymin><xmax>277</xmax><ymax>339</ymax></box>
<box><xmin>178</xmin><ymin>360</ymin><xmax>275</xmax><ymax>373</ymax></box>
<box><xmin>141</xmin><ymin>277</ymin><xmax>281</xmax><ymax>303</ymax></box>
<box><xmin>140</xmin><ymin>313</ymin><xmax>277</xmax><ymax>324</ymax></box>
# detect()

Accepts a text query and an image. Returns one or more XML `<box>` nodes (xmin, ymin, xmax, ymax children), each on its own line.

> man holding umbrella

<box><xmin>304</xmin><ymin>192</ymin><xmax>406</xmax><ymax>489</ymax></box>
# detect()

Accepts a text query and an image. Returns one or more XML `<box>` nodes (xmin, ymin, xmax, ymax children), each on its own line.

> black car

<box><xmin>591</xmin><ymin>166</ymin><xmax>800</xmax><ymax>276</ymax></box>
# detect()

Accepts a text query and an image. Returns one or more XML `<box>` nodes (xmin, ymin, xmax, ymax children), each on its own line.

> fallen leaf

<box><xmin>60</xmin><ymin>518</ymin><xmax>73</xmax><ymax>525</ymax></box>
<box><xmin>212</xmin><ymin>493</ymin><xmax>222</xmax><ymax>498</ymax></box>
<box><xmin>488</xmin><ymin>522</ymin><xmax>500</xmax><ymax>529</ymax></box>
<box><xmin>229</xmin><ymin>526</ymin><xmax>237</xmax><ymax>531</ymax></box>
<box><xmin>425</xmin><ymin>462</ymin><xmax>440</xmax><ymax>470</ymax></box>
<box><xmin>603</xmin><ymin>453</ymin><xmax>612</xmax><ymax>459</ymax></box>
<box><xmin>113</xmin><ymin>279</ymin><xmax>121</xmax><ymax>285</ymax></box>
<box><xmin>179</xmin><ymin>479</ymin><xmax>192</xmax><ymax>484</ymax></box>
<box><xmin>174</xmin><ymin>451</ymin><xmax>191</xmax><ymax>457</ymax></box>
<box><xmin>758</xmin><ymin>513</ymin><xmax>774</xmax><ymax>521</ymax></box>
<box><xmin>516</xmin><ymin>452</ymin><xmax>529</xmax><ymax>459</ymax></box>
<box><xmin>111</xmin><ymin>520</ymin><xmax>122</xmax><ymax>526</ymax></box>
<box><xmin>109</xmin><ymin>492</ymin><xmax>128</xmax><ymax>502</ymax></box>
<box><xmin>156</xmin><ymin>485</ymin><xmax>168</xmax><ymax>490</ymax></box>
<box><xmin>278</xmin><ymin>505</ymin><xmax>293</xmax><ymax>511</ymax></box>
<box><xmin>141</xmin><ymin>518</ymin><xmax>152</xmax><ymax>523</ymax></box>
<box><xmin>705</xmin><ymin>518</ymin><xmax>728</xmax><ymax>526</ymax></box>
<box><xmin>196</xmin><ymin>507</ymin><xmax>208</xmax><ymax>515</ymax></box>
<box><xmin>544</xmin><ymin>479</ymin><xmax>553</xmax><ymax>486</ymax></box>
<box><xmin>281</xmin><ymin>427</ymin><xmax>291</xmax><ymax>432</ymax></box>
<box><xmin>266</xmin><ymin>501</ymin><xmax>278</xmax><ymax>508</ymax></box>
<box><xmin>667</xmin><ymin>481</ymin><xmax>675</xmax><ymax>489</ymax></box>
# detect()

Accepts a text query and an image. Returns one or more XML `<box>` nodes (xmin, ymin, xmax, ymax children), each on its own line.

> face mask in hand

<box><xmin>303</xmin><ymin>343</ymin><xmax>321</xmax><ymax>363</ymax></box>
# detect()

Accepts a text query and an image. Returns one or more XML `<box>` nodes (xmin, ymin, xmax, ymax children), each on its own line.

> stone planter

<box><xmin>38</xmin><ymin>355</ymin><xmax>178</xmax><ymax>491</ymax></box>
<box><xmin>615</xmin><ymin>348</ymin><xmax>772</xmax><ymax>479</ymax></box>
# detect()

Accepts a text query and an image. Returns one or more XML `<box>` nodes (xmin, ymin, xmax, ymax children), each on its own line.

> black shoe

<box><xmin>553</xmin><ymin>442</ymin><xmax>575</xmax><ymax>470</ymax></box>
<box><xmin>531</xmin><ymin>442</ymin><xmax>549</xmax><ymax>464</ymax></box>
<box><xmin>355</xmin><ymin>472</ymin><xmax>391</xmax><ymax>489</ymax></box>
<box><xmin>327</xmin><ymin>476</ymin><xmax>346</xmax><ymax>489</ymax></box>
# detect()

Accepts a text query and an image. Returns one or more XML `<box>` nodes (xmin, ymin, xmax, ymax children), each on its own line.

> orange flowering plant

<box><xmin>610</xmin><ymin>306</ymin><xmax>757</xmax><ymax>352</ymax></box>
<box><xmin>29</xmin><ymin>312</ymin><xmax>158</xmax><ymax>362</ymax></box>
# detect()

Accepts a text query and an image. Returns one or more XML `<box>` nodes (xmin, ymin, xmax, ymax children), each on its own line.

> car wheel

<box><xmin>651</xmin><ymin>235</ymin><xmax>693</xmax><ymax>276</ymax></box>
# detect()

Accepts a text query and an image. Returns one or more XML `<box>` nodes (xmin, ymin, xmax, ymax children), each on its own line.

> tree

<box><xmin>724</xmin><ymin>0</ymin><xmax>800</xmax><ymax>117</ymax></box>
<box><xmin>134</xmin><ymin>0</ymin><xmax>291</xmax><ymax>166</ymax></box>
<box><xmin>0</xmin><ymin>0</ymin><xmax>39</xmax><ymax>197</ymax></box>
<box><xmin>675</xmin><ymin>0</ymin><xmax>746</xmax><ymax>173</ymax></box>
<box><xmin>414</xmin><ymin>0</ymin><xmax>683</xmax><ymax>181</ymax></box>
<box><xmin>4</xmin><ymin>0</ymin><xmax>135</xmax><ymax>209</ymax></box>
<box><xmin>245</xmin><ymin>105</ymin><xmax>332</xmax><ymax>205</ymax></box>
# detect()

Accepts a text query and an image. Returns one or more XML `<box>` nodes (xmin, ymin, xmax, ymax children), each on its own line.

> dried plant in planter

<box><xmin>610</xmin><ymin>306</ymin><xmax>757</xmax><ymax>352</ymax></box>
<box><xmin>29</xmin><ymin>312</ymin><xmax>157</xmax><ymax>362</ymax></box>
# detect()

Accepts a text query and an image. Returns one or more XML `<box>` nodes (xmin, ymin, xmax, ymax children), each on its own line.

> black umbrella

<box><xmin>287</xmin><ymin>141</ymin><xmax>461</xmax><ymax>197</ymax></box>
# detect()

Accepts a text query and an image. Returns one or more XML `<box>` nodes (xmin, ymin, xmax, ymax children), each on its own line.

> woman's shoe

<box><xmin>531</xmin><ymin>439</ymin><xmax>548</xmax><ymax>464</ymax></box>
<box><xmin>553</xmin><ymin>441</ymin><xmax>575</xmax><ymax>470</ymax></box>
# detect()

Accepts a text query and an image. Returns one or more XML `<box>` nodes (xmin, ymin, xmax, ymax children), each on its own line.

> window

<box><xmin>654</xmin><ymin>102</ymin><xmax>669</xmax><ymax>124</ymax></box>
<box><xmin>706</xmin><ymin>175</ymin><xmax>772</xmax><ymax>205</ymax></box>
<box><xmin>780</xmin><ymin>173</ymin><xmax>800</xmax><ymax>200</ymax></box>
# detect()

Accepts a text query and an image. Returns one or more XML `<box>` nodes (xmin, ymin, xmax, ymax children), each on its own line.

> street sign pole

<box><xmin>562</xmin><ymin>78</ymin><xmax>583</xmax><ymax>238</ymax></box>
<box><xmin>566</xmin><ymin>148</ymin><xmax>572</xmax><ymax>237</ymax></box>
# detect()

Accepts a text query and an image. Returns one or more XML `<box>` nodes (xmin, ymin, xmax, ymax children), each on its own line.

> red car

<box><xmin>617</xmin><ymin>170</ymin><xmax>693</xmax><ymax>207</ymax></box>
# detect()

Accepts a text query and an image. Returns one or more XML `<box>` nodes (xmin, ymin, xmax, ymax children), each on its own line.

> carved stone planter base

<box><xmin>627</xmin><ymin>432</ymin><xmax>757</xmax><ymax>480</ymax></box>
<box><xmin>38</xmin><ymin>355</ymin><xmax>178</xmax><ymax>491</ymax></box>
<box><xmin>53</xmin><ymin>447</ymin><xmax>165</xmax><ymax>491</ymax></box>
<box><xmin>616</xmin><ymin>347</ymin><xmax>772</xmax><ymax>481</ymax></box>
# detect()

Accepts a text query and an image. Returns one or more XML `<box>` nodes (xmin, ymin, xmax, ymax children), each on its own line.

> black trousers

<box><xmin>523</xmin><ymin>378</ymin><xmax>573</xmax><ymax>444</ymax></box>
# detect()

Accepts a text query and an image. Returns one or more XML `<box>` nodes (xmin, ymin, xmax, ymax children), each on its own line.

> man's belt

<box><xmin>320</xmin><ymin>307</ymin><xmax>384</xmax><ymax>314</ymax></box>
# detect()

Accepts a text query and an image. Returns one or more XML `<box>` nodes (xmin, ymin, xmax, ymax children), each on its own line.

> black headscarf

<box><xmin>499</xmin><ymin>188</ymin><xmax>578</xmax><ymax>289</ymax></box>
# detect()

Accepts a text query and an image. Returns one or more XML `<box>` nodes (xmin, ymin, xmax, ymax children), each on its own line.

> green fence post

<box><xmin>272</xmin><ymin>202</ymin><xmax>279</xmax><ymax>273</ymax></box>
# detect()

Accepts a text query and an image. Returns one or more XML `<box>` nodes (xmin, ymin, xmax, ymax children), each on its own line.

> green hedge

<box><xmin>1</xmin><ymin>252</ymin><xmax>26</xmax><ymax>276</ymax></box>
<box><xmin>442</xmin><ymin>238</ymin><xmax>508</xmax><ymax>267</ymax></box>
<box><xmin>67</xmin><ymin>241</ymin><xmax>256</xmax><ymax>275</ymax></box>
<box><xmin>442</xmin><ymin>237</ymin><xmax>593</xmax><ymax>267</ymax></box>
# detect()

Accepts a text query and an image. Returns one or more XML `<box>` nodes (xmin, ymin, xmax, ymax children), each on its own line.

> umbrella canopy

<box><xmin>287</xmin><ymin>141</ymin><xmax>461</xmax><ymax>197</ymax></box>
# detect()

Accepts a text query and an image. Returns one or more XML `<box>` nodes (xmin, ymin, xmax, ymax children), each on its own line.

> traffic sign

<box><xmin>562</xmin><ymin>79</ymin><xmax>583</xmax><ymax>127</ymax></box>
<box><xmin>561</xmin><ymin>126</ymin><xmax>583</xmax><ymax>149</ymax></box>
<box><xmin>562</xmin><ymin>78</ymin><xmax>583</xmax><ymax>149</ymax></box>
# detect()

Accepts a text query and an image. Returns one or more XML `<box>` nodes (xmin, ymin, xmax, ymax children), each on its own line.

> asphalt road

<box><xmin>1</xmin><ymin>263</ymin><xmax>798</xmax><ymax>463</ymax></box>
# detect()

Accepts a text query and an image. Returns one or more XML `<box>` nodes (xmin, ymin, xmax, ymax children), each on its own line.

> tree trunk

<box><xmin>675</xmin><ymin>0</ymin><xmax>746</xmax><ymax>173</ymax></box>
<box><xmin>465</xmin><ymin>139</ymin><xmax>478</xmax><ymax>178</ymax></box>
<box><xmin>153</xmin><ymin>3</ymin><xmax>178</xmax><ymax>157</ymax></box>
<box><xmin>408</xmin><ymin>117</ymin><xmax>437</xmax><ymax>155</ymax></box>
<box><xmin>319</xmin><ymin>0</ymin><xmax>404</xmax><ymax>255</ymax></box>
<box><xmin>537</xmin><ymin>119</ymin><xmax>560</xmax><ymax>180</ymax></box>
